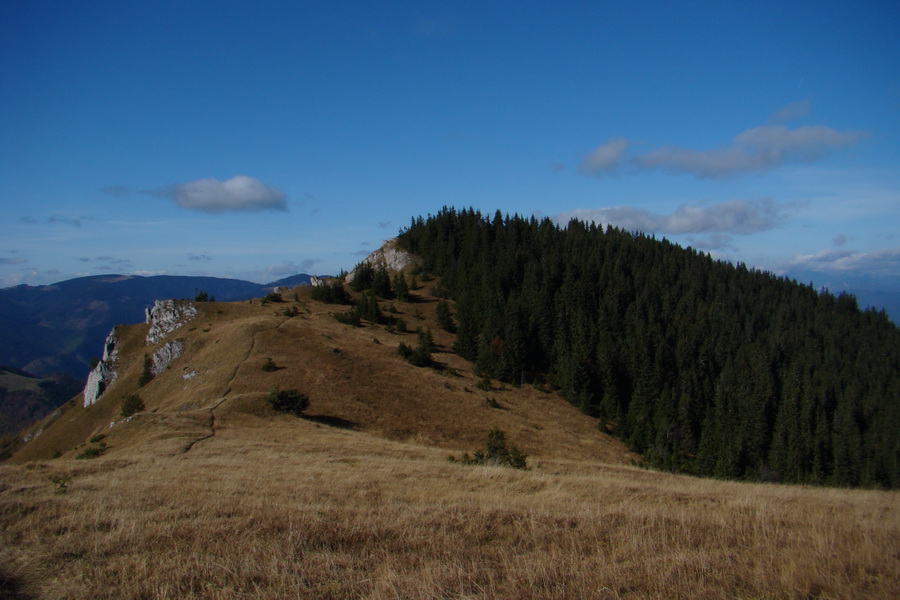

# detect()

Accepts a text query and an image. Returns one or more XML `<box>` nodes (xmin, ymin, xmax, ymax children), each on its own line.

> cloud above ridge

<box><xmin>786</xmin><ymin>246</ymin><xmax>900</xmax><ymax>275</ymax></box>
<box><xmin>579</xmin><ymin>104</ymin><xmax>866</xmax><ymax>179</ymax></box>
<box><xmin>555</xmin><ymin>198</ymin><xmax>785</xmax><ymax>235</ymax></box>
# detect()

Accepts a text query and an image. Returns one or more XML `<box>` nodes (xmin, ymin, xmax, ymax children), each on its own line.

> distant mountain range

<box><xmin>0</xmin><ymin>273</ymin><xmax>314</xmax><ymax>380</ymax></box>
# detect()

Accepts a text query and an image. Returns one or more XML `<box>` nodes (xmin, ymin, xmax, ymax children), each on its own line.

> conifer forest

<box><xmin>397</xmin><ymin>208</ymin><xmax>900</xmax><ymax>488</ymax></box>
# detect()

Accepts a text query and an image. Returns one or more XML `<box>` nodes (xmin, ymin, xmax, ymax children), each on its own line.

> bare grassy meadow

<box><xmin>2</xmin><ymin>286</ymin><xmax>898</xmax><ymax>599</ymax></box>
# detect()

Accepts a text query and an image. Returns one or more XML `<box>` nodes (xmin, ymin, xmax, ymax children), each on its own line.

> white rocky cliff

<box><xmin>150</xmin><ymin>340</ymin><xmax>184</xmax><ymax>376</ymax></box>
<box><xmin>345</xmin><ymin>238</ymin><xmax>417</xmax><ymax>282</ymax></box>
<box><xmin>83</xmin><ymin>300</ymin><xmax>197</xmax><ymax>407</ymax></box>
<box><xmin>146</xmin><ymin>299</ymin><xmax>198</xmax><ymax>345</ymax></box>
<box><xmin>83</xmin><ymin>328</ymin><xmax>120</xmax><ymax>407</ymax></box>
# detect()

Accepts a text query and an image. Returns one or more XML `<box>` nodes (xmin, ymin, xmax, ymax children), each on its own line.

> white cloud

<box><xmin>786</xmin><ymin>246</ymin><xmax>900</xmax><ymax>275</ymax></box>
<box><xmin>685</xmin><ymin>233</ymin><xmax>737</xmax><ymax>252</ymax></box>
<box><xmin>770</xmin><ymin>100</ymin><xmax>812</xmax><ymax>123</ymax></box>
<box><xmin>578</xmin><ymin>138</ymin><xmax>630</xmax><ymax>174</ymax></box>
<box><xmin>556</xmin><ymin>198</ymin><xmax>783</xmax><ymax>235</ymax></box>
<box><xmin>634</xmin><ymin>125</ymin><xmax>865</xmax><ymax>178</ymax></box>
<box><xmin>163</xmin><ymin>176</ymin><xmax>287</xmax><ymax>213</ymax></box>
<box><xmin>578</xmin><ymin>104</ymin><xmax>866</xmax><ymax>179</ymax></box>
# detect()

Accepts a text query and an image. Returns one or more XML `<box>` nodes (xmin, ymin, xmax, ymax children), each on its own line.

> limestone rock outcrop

<box><xmin>150</xmin><ymin>340</ymin><xmax>184</xmax><ymax>376</ymax></box>
<box><xmin>345</xmin><ymin>239</ymin><xmax>417</xmax><ymax>282</ymax></box>
<box><xmin>83</xmin><ymin>328</ymin><xmax>120</xmax><ymax>407</ymax></box>
<box><xmin>145</xmin><ymin>300</ymin><xmax>198</xmax><ymax>345</ymax></box>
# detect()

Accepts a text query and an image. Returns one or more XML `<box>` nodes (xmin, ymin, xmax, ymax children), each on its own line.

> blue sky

<box><xmin>2</xmin><ymin>1</ymin><xmax>898</xmax><ymax>314</ymax></box>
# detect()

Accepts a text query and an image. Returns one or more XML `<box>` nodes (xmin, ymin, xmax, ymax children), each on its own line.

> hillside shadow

<box><xmin>302</xmin><ymin>414</ymin><xmax>358</xmax><ymax>430</ymax></box>
<box><xmin>0</xmin><ymin>568</ymin><xmax>35</xmax><ymax>600</ymax></box>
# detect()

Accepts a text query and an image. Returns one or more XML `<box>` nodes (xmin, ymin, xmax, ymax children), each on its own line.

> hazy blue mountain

<box><xmin>784</xmin><ymin>269</ymin><xmax>900</xmax><ymax>324</ymax></box>
<box><xmin>0</xmin><ymin>273</ymin><xmax>313</xmax><ymax>380</ymax></box>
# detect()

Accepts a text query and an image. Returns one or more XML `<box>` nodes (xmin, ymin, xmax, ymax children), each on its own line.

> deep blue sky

<box><xmin>2</xmin><ymin>1</ymin><xmax>898</xmax><ymax>312</ymax></box>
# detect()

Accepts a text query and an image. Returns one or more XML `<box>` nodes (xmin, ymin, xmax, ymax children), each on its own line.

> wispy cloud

<box><xmin>265</xmin><ymin>259</ymin><xmax>320</xmax><ymax>278</ymax></box>
<box><xmin>99</xmin><ymin>184</ymin><xmax>132</xmax><ymax>197</ymax></box>
<box><xmin>786</xmin><ymin>246</ymin><xmax>900</xmax><ymax>275</ymax></box>
<box><xmin>769</xmin><ymin>100</ymin><xmax>812</xmax><ymax>123</ymax></box>
<box><xmin>187</xmin><ymin>253</ymin><xmax>213</xmax><ymax>262</ymax></box>
<box><xmin>685</xmin><ymin>233</ymin><xmax>738</xmax><ymax>252</ymax></box>
<box><xmin>0</xmin><ymin>257</ymin><xmax>27</xmax><ymax>265</ymax></box>
<box><xmin>578</xmin><ymin>138</ymin><xmax>630</xmax><ymax>175</ymax></box>
<box><xmin>579</xmin><ymin>103</ymin><xmax>866</xmax><ymax>179</ymax></box>
<box><xmin>555</xmin><ymin>198</ymin><xmax>785</xmax><ymax>235</ymax></box>
<box><xmin>20</xmin><ymin>215</ymin><xmax>85</xmax><ymax>227</ymax></box>
<box><xmin>47</xmin><ymin>215</ymin><xmax>85</xmax><ymax>227</ymax></box>
<box><xmin>75</xmin><ymin>256</ymin><xmax>120</xmax><ymax>263</ymax></box>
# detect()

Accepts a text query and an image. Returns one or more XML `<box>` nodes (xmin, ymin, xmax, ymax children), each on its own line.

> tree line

<box><xmin>397</xmin><ymin>207</ymin><xmax>900</xmax><ymax>488</ymax></box>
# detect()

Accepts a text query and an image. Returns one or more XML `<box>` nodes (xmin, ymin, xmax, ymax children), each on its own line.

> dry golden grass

<box><xmin>2</xmin><ymin>284</ymin><xmax>898</xmax><ymax>599</ymax></box>
<box><xmin>2</xmin><ymin>419</ymin><xmax>898</xmax><ymax>599</ymax></box>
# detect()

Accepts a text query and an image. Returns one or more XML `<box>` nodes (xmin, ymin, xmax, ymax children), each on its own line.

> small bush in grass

<box><xmin>334</xmin><ymin>309</ymin><xmax>362</xmax><ymax>327</ymax></box>
<box><xmin>89</xmin><ymin>434</ymin><xmax>106</xmax><ymax>444</ymax></box>
<box><xmin>449</xmin><ymin>428</ymin><xmax>527</xmax><ymax>470</ymax></box>
<box><xmin>76</xmin><ymin>443</ymin><xmax>106</xmax><ymax>460</ymax></box>
<box><xmin>267</xmin><ymin>387</ymin><xmax>309</xmax><ymax>416</ymax></box>
<box><xmin>49</xmin><ymin>476</ymin><xmax>70</xmax><ymax>494</ymax></box>
<box><xmin>263</xmin><ymin>291</ymin><xmax>284</xmax><ymax>303</ymax></box>
<box><xmin>138</xmin><ymin>354</ymin><xmax>153</xmax><ymax>387</ymax></box>
<box><xmin>261</xmin><ymin>357</ymin><xmax>279</xmax><ymax>372</ymax></box>
<box><xmin>397</xmin><ymin>328</ymin><xmax>434</xmax><ymax>367</ymax></box>
<box><xmin>120</xmin><ymin>394</ymin><xmax>145</xmax><ymax>418</ymax></box>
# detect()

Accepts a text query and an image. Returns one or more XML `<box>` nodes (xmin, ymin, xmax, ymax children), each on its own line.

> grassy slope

<box><xmin>1</xmin><ymin>284</ymin><xmax>898</xmax><ymax>599</ymax></box>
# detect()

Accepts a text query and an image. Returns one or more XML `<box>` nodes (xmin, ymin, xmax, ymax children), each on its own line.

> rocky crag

<box><xmin>345</xmin><ymin>239</ymin><xmax>417</xmax><ymax>282</ymax></box>
<box><xmin>82</xmin><ymin>300</ymin><xmax>197</xmax><ymax>407</ymax></box>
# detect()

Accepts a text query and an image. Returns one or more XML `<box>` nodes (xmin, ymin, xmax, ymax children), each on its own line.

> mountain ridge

<box><xmin>0</xmin><ymin>272</ymin><xmax>316</xmax><ymax>380</ymax></box>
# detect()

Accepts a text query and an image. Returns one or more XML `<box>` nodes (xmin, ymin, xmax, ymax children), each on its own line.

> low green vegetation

<box><xmin>138</xmin><ymin>354</ymin><xmax>153</xmax><ymax>387</ymax></box>
<box><xmin>310</xmin><ymin>279</ymin><xmax>350</xmax><ymax>304</ymax></box>
<box><xmin>48</xmin><ymin>475</ymin><xmax>70</xmax><ymax>494</ymax></box>
<box><xmin>76</xmin><ymin>440</ymin><xmax>107</xmax><ymax>460</ymax></box>
<box><xmin>449</xmin><ymin>428</ymin><xmax>527</xmax><ymax>470</ymax></box>
<box><xmin>120</xmin><ymin>394</ymin><xmax>144</xmax><ymax>418</ymax></box>
<box><xmin>267</xmin><ymin>387</ymin><xmax>309</xmax><ymax>417</ymax></box>
<box><xmin>397</xmin><ymin>328</ymin><xmax>434</xmax><ymax>367</ymax></box>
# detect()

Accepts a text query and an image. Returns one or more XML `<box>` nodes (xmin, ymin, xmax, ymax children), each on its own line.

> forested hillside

<box><xmin>397</xmin><ymin>208</ymin><xmax>900</xmax><ymax>488</ymax></box>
